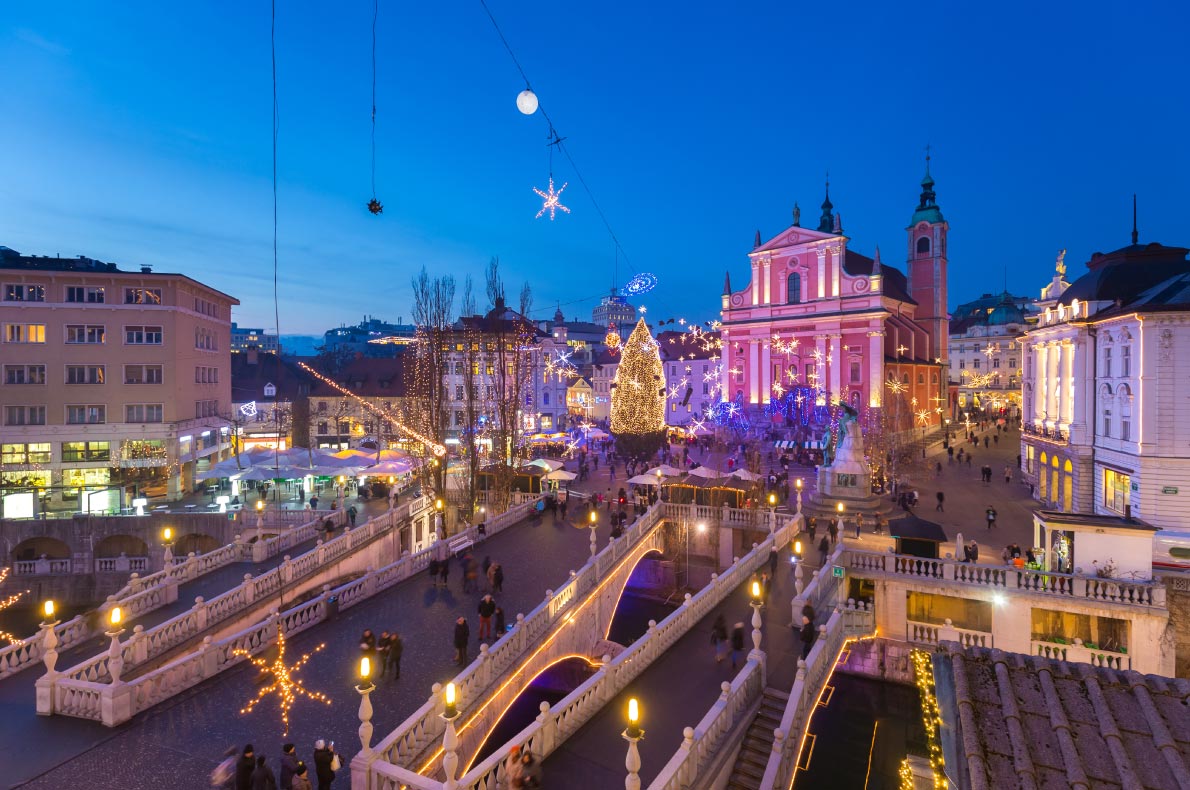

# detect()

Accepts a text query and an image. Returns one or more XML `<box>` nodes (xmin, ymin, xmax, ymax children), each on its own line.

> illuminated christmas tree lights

<box><xmin>0</xmin><ymin>568</ymin><xmax>27</xmax><ymax>645</ymax></box>
<box><xmin>611</xmin><ymin>318</ymin><xmax>666</xmax><ymax>457</ymax></box>
<box><xmin>233</xmin><ymin>628</ymin><xmax>330</xmax><ymax>737</ymax></box>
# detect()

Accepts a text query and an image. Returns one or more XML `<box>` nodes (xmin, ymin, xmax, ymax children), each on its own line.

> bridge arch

<box><xmin>12</xmin><ymin>536</ymin><xmax>71</xmax><ymax>562</ymax></box>
<box><xmin>94</xmin><ymin>534</ymin><xmax>149</xmax><ymax>558</ymax></box>
<box><xmin>175</xmin><ymin>533</ymin><xmax>220</xmax><ymax>556</ymax></box>
<box><xmin>466</xmin><ymin>654</ymin><xmax>600</xmax><ymax>773</ymax></box>
<box><xmin>605</xmin><ymin>548</ymin><xmax>665</xmax><ymax>640</ymax></box>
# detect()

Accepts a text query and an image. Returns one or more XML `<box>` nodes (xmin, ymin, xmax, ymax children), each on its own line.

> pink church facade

<box><xmin>720</xmin><ymin>171</ymin><xmax>950</xmax><ymax>430</ymax></box>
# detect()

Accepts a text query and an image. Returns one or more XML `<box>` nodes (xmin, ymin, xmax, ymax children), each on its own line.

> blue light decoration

<box><xmin>706</xmin><ymin>392</ymin><xmax>749</xmax><ymax>431</ymax></box>
<box><xmin>622</xmin><ymin>272</ymin><xmax>658</xmax><ymax>296</ymax></box>
<box><xmin>762</xmin><ymin>387</ymin><xmax>819</xmax><ymax>426</ymax></box>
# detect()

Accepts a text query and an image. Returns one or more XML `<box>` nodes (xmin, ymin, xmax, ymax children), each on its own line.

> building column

<box><xmin>816</xmin><ymin>249</ymin><xmax>827</xmax><ymax>299</ymax></box>
<box><xmin>1046</xmin><ymin>342</ymin><xmax>1061</xmax><ymax>421</ymax></box>
<box><xmin>751</xmin><ymin>262</ymin><xmax>759</xmax><ymax>306</ymax></box>
<box><xmin>1061</xmin><ymin>340</ymin><xmax>1075</xmax><ymax>425</ymax></box>
<box><xmin>749</xmin><ymin>340</ymin><xmax>760</xmax><ymax>404</ymax></box>
<box><xmin>867</xmin><ymin>332</ymin><xmax>884</xmax><ymax>407</ymax></box>
<box><xmin>760</xmin><ymin>341</ymin><xmax>772</xmax><ymax>403</ymax></box>
<box><xmin>831</xmin><ymin>245</ymin><xmax>842</xmax><ymax>297</ymax></box>
<box><xmin>828</xmin><ymin>334</ymin><xmax>842</xmax><ymax>398</ymax></box>
<box><xmin>1033</xmin><ymin>343</ymin><xmax>1047</xmax><ymax>421</ymax></box>
<box><xmin>762</xmin><ymin>259</ymin><xmax>771</xmax><ymax>305</ymax></box>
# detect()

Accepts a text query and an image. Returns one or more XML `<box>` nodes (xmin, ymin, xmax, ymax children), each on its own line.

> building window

<box><xmin>195</xmin><ymin>400</ymin><xmax>219</xmax><ymax>418</ymax></box>
<box><xmin>124</xmin><ymin>287</ymin><xmax>162</xmax><ymax>305</ymax></box>
<box><xmin>454</xmin><ymin>410</ymin><xmax>465</xmax><ymax>427</ymax></box>
<box><xmin>124</xmin><ymin>364</ymin><xmax>163</xmax><ymax>385</ymax></box>
<box><xmin>4</xmin><ymin>323</ymin><xmax>46</xmax><ymax>343</ymax></box>
<box><xmin>1121</xmin><ymin>417</ymin><xmax>1130</xmax><ymax>441</ymax></box>
<box><xmin>916</xmin><ymin>237</ymin><xmax>931</xmax><ymax>256</ymax></box>
<box><xmin>959</xmin><ymin>360</ymin><xmax>965</xmax><ymax>369</ymax></box>
<box><xmin>849</xmin><ymin>361</ymin><xmax>861</xmax><ymax>384</ymax></box>
<box><xmin>66</xmin><ymin>365</ymin><xmax>106</xmax><ymax>384</ymax></box>
<box><xmin>1103</xmin><ymin>468</ymin><xmax>1130</xmax><ymax>514</ymax></box>
<box><xmin>454</xmin><ymin>385</ymin><xmax>464</xmax><ymax>401</ymax></box>
<box><xmin>195</xmin><ymin>366</ymin><xmax>219</xmax><ymax>384</ymax></box>
<box><xmin>992</xmin><ymin>358</ymin><xmax>1000</xmax><ymax>368</ymax></box>
<box><xmin>61</xmin><ymin>441</ymin><xmax>111</xmax><ymax>462</ymax></box>
<box><xmin>972</xmin><ymin>358</ymin><xmax>981</xmax><ymax>370</ymax></box>
<box><xmin>1121</xmin><ymin>346</ymin><xmax>1131</xmax><ymax>377</ymax></box>
<box><xmin>917</xmin><ymin>373</ymin><xmax>925</xmax><ymax>384</ymax></box>
<box><xmin>4</xmin><ymin>284</ymin><xmax>46</xmax><ymax>302</ymax></box>
<box><xmin>66</xmin><ymin>286</ymin><xmax>105</xmax><ymax>303</ymax></box>
<box><xmin>4</xmin><ymin>406</ymin><xmax>46</xmax><ymax>426</ymax></box>
<box><xmin>543</xmin><ymin>392</ymin><xmax>550</xmax><ymax>406</ymax></box>
<box><xmin>195</xmin><ymin>327</ymin><xmax>217</xmax><ymax>350</ymax></box>
<box><xmin>317</xmin><ymin>421</ymin><xmax>328</xmax><ymax>434</ymax></box>
<box><xmin>1103</xmin><ymin>346</ymin><xmax>1112</xmax><ymax>377</ymax></box>
<box><xmin>65</xmin><ymin>325</ymin><xmax>105</xmax><ymax>344</ymax></box>
<box><xmin>1009</xmin><ymin>358</ymin><xmax>1017</xmax><ymax>369</ymax></box>
<box><xmin>4</xmin><ymin>365</ymin><xmax>46</xmax><ymax>385</ymax></box>
<box><xmin>1</xmin><ymin>443</ymin><xmax>51</xmax><ymax>464</ymax></box>
<box><xmin>1102</xmin><ymin>408</ymin><xmax>1111</xmax><ymax>438</ymax></box>
<box><xmin>317</xmin><ymin>401</ymin><xmax>327</xmax><ymax>413</ymax></box>
<box><xmin>125</xmin><ymin>325</ymin><xmax>163</xmax><ymax>345</ymax></box>
<box><xmin>66</xmin><ymin>405</ymin><xmax>106</xmax><ymax>424</ymax></box>
<box><xmin>786</xmin><ymin>272</ymin><xmax>801</xmax><ymax>304</ymax></box>
<box><xmin>125</xmin><ymin>404</ymin><xmax>164</xmax><ymax>423</ymax></box>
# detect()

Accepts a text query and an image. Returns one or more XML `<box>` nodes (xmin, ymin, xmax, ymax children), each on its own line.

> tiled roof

<box><xmin>934</xmin><ymin>643</ymin><xmax>1190</xmax><ymax>790</ymax></box>
<box><xmin>843</xmin><ymin>249</ymin><xmax>916</xmax><ymax>305</ymax></box>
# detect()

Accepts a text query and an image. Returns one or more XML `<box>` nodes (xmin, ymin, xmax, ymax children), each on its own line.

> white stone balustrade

<box><xmin>906</xmin><ymin>619</ymin><xmax>993</xmax><ymax>649</ymax></box>
<box><xmin>1030</xmin><ymin>638</ymin><xmax>1131</xmax><ymax>670</ymax></box>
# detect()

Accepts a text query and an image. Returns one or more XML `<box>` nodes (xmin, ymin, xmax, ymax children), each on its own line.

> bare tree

<box><xmin>459</xmin><ymin>276</ymin><xmax>484</xmax><ymax>519</ymax></box>
<box><xmin>409</xmin><ymin>266</ymin><xmax>456</xmax><ymax>499</ymax></box>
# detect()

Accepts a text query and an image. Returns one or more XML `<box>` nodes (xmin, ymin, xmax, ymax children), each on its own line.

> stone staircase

<box><xmin>725</xmin><ymin>687</ymin><xmax>789</xmax><ymax>790</ymax></box>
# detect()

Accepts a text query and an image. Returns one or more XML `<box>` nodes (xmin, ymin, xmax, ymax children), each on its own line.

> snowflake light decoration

<box><xmin>533</xmin><ymin>177</ymin><xmax>570</xmax><ymax>220</ymax></box>
<box><xmin>623</xmin><ymin>272</ymin><xmax>658</xmax><ymax>296</ymax></box>
<box><xmin>233</xmin><ymin>628</ymin><xmax>330</xmax><ymax>736</ymax></box>
<box><xmin>0</xmin><ymin>568</ymin><xmax>27</xmax><ymax>645</ymax></box>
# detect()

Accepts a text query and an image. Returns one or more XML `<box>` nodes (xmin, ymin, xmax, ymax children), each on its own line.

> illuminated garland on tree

<box><xmin>610</xmin><ymin>318</ymin><xmax>666</xmax><ymax>456</ymax></box>
<box><xmin>0</xmin><ymin>568</ymin><xmax>27</xmax><ymax>645</ymax></box>
<box><xmin>911</xmin><ymin>648</ymin><xmax>947</xmax><ymax>789</ymax></box>
<box><xmin>233</xmin><ymin>628</ymin><xmax>330</xmax><ymax>737</ymax></box>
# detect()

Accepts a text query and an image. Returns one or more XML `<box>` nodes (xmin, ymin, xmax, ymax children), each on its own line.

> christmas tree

<box><xmin>611</xmin><ymin>318</ymin><xmax>666</xmax><ymax>459</ymax></box>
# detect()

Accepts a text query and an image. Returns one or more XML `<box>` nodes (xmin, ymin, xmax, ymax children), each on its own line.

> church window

<box><xmin>916</xmin><ymin>237</ymin><xmax>931</xmax><ymax>255</ymax></box>
<box><xmin>917</xmin><ymin>373</ymin><xmax>925</xmax><ymax>384</ymax></box>
<box><xmin>849</xmin><ymin>361</ymin><xmax>861</xmax><ymax>383</ymax></box>
<box><xmin>902</xmin><ymin>374</ymin><xmax>909</xmax><ymax>384</ymax></box>
<box><xmin>786</xmin><ymin>272</ymin><xmax>801</xmax><ymax>304</ymax></box>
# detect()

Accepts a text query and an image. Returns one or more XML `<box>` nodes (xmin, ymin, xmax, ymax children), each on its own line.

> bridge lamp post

<box><xmin>749</xmin><ymin>580</ymin><xmax>764</xmax><ymax>655</ymax></box>
<box><xmin>767</xmin><ymin>492</ymin><xmax>777</xmax><ymax>535</ymax></box>
<box><xmin>435</xmin><ymin>498</ymin><xmax>445</xmax><ymax>540</ymax></box>
<box><xmin>40</xmin><ymin>600</ymin><xmax>59</xmax><ymax>675</ymax></box>
<box><xmin>623</xmin><ymin>697</ymin><xmax>644</xmax><ymax>790</ymax></box>
<box><xmin>588</xmin><ymin>509</ymin><xmax>599</xmax><ymax>559</ymax></box>
<box><xmin>356</xmin><ymin>656</ymin><xmax>375</xmax><ymax>756</ymax></box>
<box><xmin>337</xmin><ymin>476</ymin><xmax>346</xmax><ymax>511</ymax></box>
<box><xmin>794</xmin><ymin>478</ymin><xmax>803</xmax><ymax>516</ymax></box>
<box><xmin>835</xmin><ymin>502</ymin><xmax>845</xmax><ymax>544</ymax></box>
<box><xmin>441</xmin><ymin>682</ymin><xmax>461</xmax><ymax>790</ymax></box>
<box><xmin>105</xmin><ymin>606</ymin><xmax>125</xmax><ymax>685</ymax></box>
<box><xmin>161</xmin><ymin>527</ymin><xmax>175</xmax><ymax>568</ymax></box>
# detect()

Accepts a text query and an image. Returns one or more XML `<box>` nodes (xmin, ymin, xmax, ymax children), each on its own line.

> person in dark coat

<box><xmin>495</xmin><ymin>607</ymin><xmax>506</xmax><ymax>636</ymax></box>
<box><xmin>312</xmin><ymin>741</ymin><xmax>335</xmax><ymax>790</ymax></box>
<box><xmin>251</xmin><ymin>756</ymin><xmax>278</xmax><ymax>790</ymax></box>
<box><xmin>439</xmin><ymin>554</ymin><xmax>451</xmax><ymax>586</ymax></box>
<box><xmin>817</xmin><ymin>535</ymin><xmax>830</xmax><ymax>565</ymax></box>
<box><xmin>492</xmin><ymin>563</ymin><xmax>504</xmax><ymax>593</ymax></box>
<box><xmin>359</xmin><ymin>629</ymin><xmax>376</xmax><ymax>665</ymax></box>
<box><xmin>730</xmin><ymin>622</ymin><xmax>746</xmax><ymax>669</ymax></box>
<box><xmin>477</xmin><ymin>595</ymin><xmax>496</xmax><ymax>641</ymax></box>
<box><xmin>279</xmin><ymin>744</ymin><xmax>299</xmax><ymax>790</ymax></box>
<box><xmin>800</xmin><ymin>616</ymin><xmax>817</xmax><ymax>659</ymax></box>
<box><xmin>388</xmin><ymin>631</ymin><xmax>403</xmax><ymax>679</ymax></box>
<box><xmin>453</xmin><ymin>616</ymin><xmax>470</xmax><ymax>665</ymax></box>
<box><xmin>236</xmin><ymin>745</ymin><xmax>256</xmax><ymax>790</ymax></box>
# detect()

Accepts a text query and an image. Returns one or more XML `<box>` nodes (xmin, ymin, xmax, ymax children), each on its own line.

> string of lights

<box><xmin>0</xmin><ymin>568</ymin><xmax>27</xmax><ymax>645</ymax></box>
<box><xmin>232</xmin><ymin>628</ymin><xmax>330</xmax><ymax>736</ymax></box>
<box><xmin>910</xmin><ymin>648</ymin><xmax>947</xmax><ymax>789</ymax></box>
<box><xmin>297</xmin><ymin>362</ymin><xmax>447</xmax><ymax>457</ymax></box>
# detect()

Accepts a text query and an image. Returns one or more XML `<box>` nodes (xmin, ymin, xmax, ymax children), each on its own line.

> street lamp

<box><xmin>767</xmin><ymin>492</ymin><xmax>777</xmax><ymax>535</ymax></box>
<box><xmin>357</xmin><ymin>655</ymin><xmax>375</xmax><ymax>755</ymax></box>
<box><xmin>749</xmin><ymin>580</ymin><xmax>764</xmax><ymax>654</ymax></box>
<box><xmin>435</xmin><ymin>498</ymin><xmax>445</xmax><ymax>539</ymax></box>
<box><xmin>40</xmin><ymin>599</ymin><xmax>59</xmax><ymax>675</ymax></box>
<box><xmin>588</xmin><ymin>508</ymin><xmax>598</xmax><ymax>559</ymax></box>
<box><xmin>835</xmin><ymin>502</ymin><xmax>845</xmax><ymax>545</ymax></box>
<box><xmin>162</xmin><ymin>526</ymin><xmax>175</xmax><ymax>568</ymax></box>
<box><xmin>441</xmin><ymin>682</ymin><xmax>460</xmax><ymax>789</ymax></box>
<box><xmin>794</xmin><ymin>478</ymin><xmax>803</xmax><ymax>515</ymax></box>
<box><xmin>623</xmin><ymin>697</ymin><xmax>644</xmax><ymax>790</ymax></box>
<box><xmin>106</xmin><ymin>606</ymin><xmax>125</xmax><ymax>685</ymax></box>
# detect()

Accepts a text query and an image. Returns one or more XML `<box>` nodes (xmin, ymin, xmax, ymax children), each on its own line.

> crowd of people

<box><xmin>215</xmin><ymin>740</ymin><xmax>338</xmax><ymax>790</ymax></box>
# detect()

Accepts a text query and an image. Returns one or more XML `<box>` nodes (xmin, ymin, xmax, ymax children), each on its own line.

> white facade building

<box><xmin>1020</xmin><ymin>236</ymin><xmax>1190</xmax><ymax>528</ymax></box>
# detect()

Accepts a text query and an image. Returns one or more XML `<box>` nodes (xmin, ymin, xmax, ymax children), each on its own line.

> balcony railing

<box><xmin>906</xmin><ymin>619</ymin><xmax>993</xmax><ymax>649</ymax></box>
<box><xmin>1022</xmin><ymin>423</ymin><xmax>1068</xmax><ymax>444</ymax></box>
<box><xmin>1032</xmin><ymin>638</ymin><xmax>1130</xmax><ymax>670</ymax></box>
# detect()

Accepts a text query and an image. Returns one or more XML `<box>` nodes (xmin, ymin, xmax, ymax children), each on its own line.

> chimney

<box><xmin>247</xmin><ymin>348</ymin><xmax>258</xmax><ymax>365</ymax></box>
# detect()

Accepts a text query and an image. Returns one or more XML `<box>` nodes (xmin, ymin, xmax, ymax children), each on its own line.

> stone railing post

<box><xmin>316</xmin><ymin>539</ymin><xmax>327</xmax><ymax>565</ymax></box>
<box><xmin>200</xmin><ymin>635</ymin><xmax>218</xmax><ymax>676</ymax></box>
<box><xmin>514</xmin><ymin>613</ymin><xmax>526</xmax><ymax>653</ymax></box>
<box><xmin>280</xmin><ymin>555</ymin><xmax>293</xmax><ymax>585</ymax></box>
<box><xmin>193</xmin><ymin>596</ymin><xmax>209</xmax><ymax>630</ymax></box>
<box><xmin>937</xmin><ymin>618</ymin><xmax>959</xmax><ymax>644</ymax></box>
<box><xmin>1072</xmin><ymin>576</ymin><xmax>1088</xmax><ymax>598</ymax></box>
<box><xmin>241</xmin><ymin>574</ymin><xmax>255</xmax><ymax>605</ymax></box>
<box><xmin>942</xmin><ymin>560</ymin><xmax>956</xmax><ymax>581</ymax></box>
<box><xmin>129</xmin><ymin>625</ymin><xmax>148</xmax><ymax>665</ymax></box>
<box><xmin>476</xmin><ymin>643</ymin><xmax>492</xmax><ymax>689</ymax></box>
<box><xmin>186</xmin><ymin>551</ymin><xmax>199</xmax><ymax>581</ymax></box>
<box><xmin>127</xmin><ymin>573</ymin><xmax>142</xmax><ymax>594</ymax></box>
<box><xmin>536</xmin><ymin>700</ymin><xmax>558</xmax><ymax>754</ymax></box>
<box><xmin>234</xmin><ymin>533</ymin><xmax>246</xmax><ymax>560</ymax></box>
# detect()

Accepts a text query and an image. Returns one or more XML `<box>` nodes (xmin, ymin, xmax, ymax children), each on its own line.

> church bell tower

<box><xmin>906</xmin><ymin>153</ymin><xmax>949</xmax><ymax>361</ymax></box>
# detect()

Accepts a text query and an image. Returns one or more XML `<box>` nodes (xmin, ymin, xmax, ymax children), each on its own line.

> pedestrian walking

<box><xmin>478</xmin><ymin>595</ymin><xmax>496</xmax><ymax>641</ymax></box>
<box><xmin>806</xmin><ymin>516</ymin><xmax>817</xmax><ymax>545</ymax></box>
<box><xmin>387</xmin><ymin>631</ymin><xmax>403</xmax><ymax>679</ymax></box>
<box><xmin>486</xmin><ymin>561</ymin><xmax>497</xmax><ymax>592</ymax></box>
<box><xmin>986</xmin><ymin>506</ymin><xmax>997</xmax><ymax>530</ymax></box>
<box><xmin>817</xmin><ymin>535</ymin><xmax>830</xmax><ymax>565</ymax></box>
<box><xmin>799</xmin><ymin>616</ymin><xmax>817</xmax><ymax>659</ymax></box>
<box><xmin>855</xmin><ymin>513</ymin><xmax>865</xmax><ymax>538</ymax></box>
<box><xmin>936</xmin><ymin>491</ymin><xmax>945</xmax><ymax>512</ymax></box>
<box><xmin>309</xmin><ymin>495</ymin><xmax>319</xmax><ymax>510</ymax></box>
<box><xmin>827</xmin><ymin>519</ymin><xmax>839</xmax><ymax>546</ymax></box>
<box><xmin>428</xmin><ymin>558</ymin><xmax>440</xmax><ymax>587</ymax></box>
<box><xmin>560</xmin><ymin>499</ymin><xmax>568</xmax><ymax>521</ymax></box>
<box><xmin>236</xmin><ymin>745</ymin><xmax>256</xmax><ymax>790</ymax></box>
<box><xmin>453</xmin><ymin>616</ymin><xmax>470</xmax><ymax>665</ymax></box>
<box><xmin>711</xmin><ymin>614</ymin><xmax>728</xmax><ymax>663</ymax></box>
<box><xmin>359</xmin><ymin>629</ymin><xmax>376</xmax><ymax>665</ymax></box>
<box><xmin>439</xmin><ymin>554</ymin><xmax>450</xmax><ymax>587</ymax></box>
<box><xmin>312</xmin><ymin>741</ymin><xmax>336</xmax><ymax>790</ymax></box>
<box><xmin>984</xmin><ymin>436</ymin><xmax>990</xmax><ymax>448</ymax></box>
<box><xmin>730</xmin><ymin>622</ymin><xmax>745</xmax><ymax>669</ymax></box>
<box><xmin>1004</xmin><ymin>465</ymin><xmax>1012</xmax><ymax>484</ymax></box>
<box><xmin>495</xmin><ymin>607</ymin><xmax>506</xmax><ymax>637</ymax></box>
<box><xmin>768</xmin><ymin>546</ymin><xmax>779</xmax><ymax>577</ymax></box>
<box><xmin>376</xmin><ymin>632</ymin><xmax>390</xmax><ymax>679</ymax></box>
<box><xmin>280</xmin><ymin>744</ymin><xmax>299</xmax><ymax>790</ymax></box>
<box><xmin>252</xmin><ymin>756</ymin><xmax>278</xmax><ymax>790</ymax></box>
<box><xmin>966</xmin><ymin>454</ymin><xmax>973</xmax><ymax>467</ymax></box>
<box><xmin>346</xmin><ymin>505</ymin><xmax>357</xmax><ymax>528</ymax></box>
<box><xmin>482</xmin><ymin>555</ymin><xmax>492</xmax><ymax>585</ymax></box>
<box><xmin>493</xmin><ymin>562</ymin><xmax>505</xmax><ymax>593</ymax></box>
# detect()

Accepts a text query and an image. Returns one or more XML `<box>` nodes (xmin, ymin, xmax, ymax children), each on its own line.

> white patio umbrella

<box><xmin>584</xmin><ymin>428</ymin><xmax>609</xmax><ymax>440</ymax></box>
<box><xmin>358</xmin><ymin>459</ymin><xmax>414</xmax><ymax>476</ymax></box>
<box><xmin>525</xmin><ymin>458</ymin><xmax>564</xmax><ymax>472</ymax></box>
<box><xmin>731</xmin><ymin>469</ymin><xmax>763</xmax><ymax>481</ymax></box>
<box><xmin>544</xmin><ymin>469</ymin><xmax>578</xmax><ymax>482</ymax></box>
<box><xmin>627</xmin><ymin>474</ymin><xmax>663</xmax><ymax>486</ymax></box>
<box><xmin>234</xmin><ymin>465</ymin><xmax>310</xmax><ymax>481</ymax></box>
<box><xmin>643</xmin><ymin>465</ymin><xmax>682</xmax><ymax>478</ymax></box>
<box><xmin>688</xmin><ymin>465</ymin><xmax>726</xmax><ymax>479</ymax></box>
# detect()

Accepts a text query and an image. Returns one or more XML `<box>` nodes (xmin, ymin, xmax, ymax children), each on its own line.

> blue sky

<box><xmin>2</xmin><ymin>1</ymin><xmax>1187</xmax><ymax>334</ymax></box>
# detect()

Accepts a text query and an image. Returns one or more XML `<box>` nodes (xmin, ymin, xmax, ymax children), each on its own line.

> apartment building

<box><xmin>0</xmin><ymin>247</ymin><xmax>238</xmax><ymax>510</ymax></box>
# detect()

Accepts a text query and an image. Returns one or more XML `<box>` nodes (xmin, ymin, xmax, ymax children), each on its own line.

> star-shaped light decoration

<box><xmin>233</xmin><ymin>628</ymin><xmax>330</xmax><ymax>736</ymax></box>
<box><xmin>0</xmin><ymin>569</ymin><xmax>28</xmax><ymax>645</ymax></box>
<box><xmin>367</xmin><ymin>198</ymin><xmax>383</xmax><ymax>215</ymax></box>
<box><xmin>533</xmin><ymin>178</ymin><xmax>570</xmax><ymax>220</ymax></box>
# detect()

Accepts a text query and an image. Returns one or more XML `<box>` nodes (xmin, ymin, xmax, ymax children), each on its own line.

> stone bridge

<box><xmin>354</xmin><ymin>503</ymin><xmax>803</xmax><ymax>790</ymax></box>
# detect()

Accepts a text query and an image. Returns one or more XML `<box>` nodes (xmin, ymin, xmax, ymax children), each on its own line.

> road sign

<box><xmin>832</xmin><ymin>565</ymin><xmax>844</xmax><ymax>578</ymax></box>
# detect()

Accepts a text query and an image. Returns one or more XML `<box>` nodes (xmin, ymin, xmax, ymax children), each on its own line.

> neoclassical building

<box><xmin>720</xmin><ymin>169</ymin><xmax>949</xmax><ymax>430</ymax></box>
<box><xmin>948</xmin><ymin>292</ymin><xmax>1034</xmax><ymax>417</ymax></box>
<box><xmin>1020</xmin><ymin>232</ymin><xmax>1190</xmax><ymax>527</ymax></box>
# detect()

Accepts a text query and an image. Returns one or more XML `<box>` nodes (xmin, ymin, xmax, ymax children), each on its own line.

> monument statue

<box><xmin>817</xmin><ymin>402</ymin><xmax>873</xmax><ymax>503</ymax></box>
<box><xmin>1055</xmin><ymin>248</ymin><xmax>1067</xmax><ymax>276</ymax></box>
